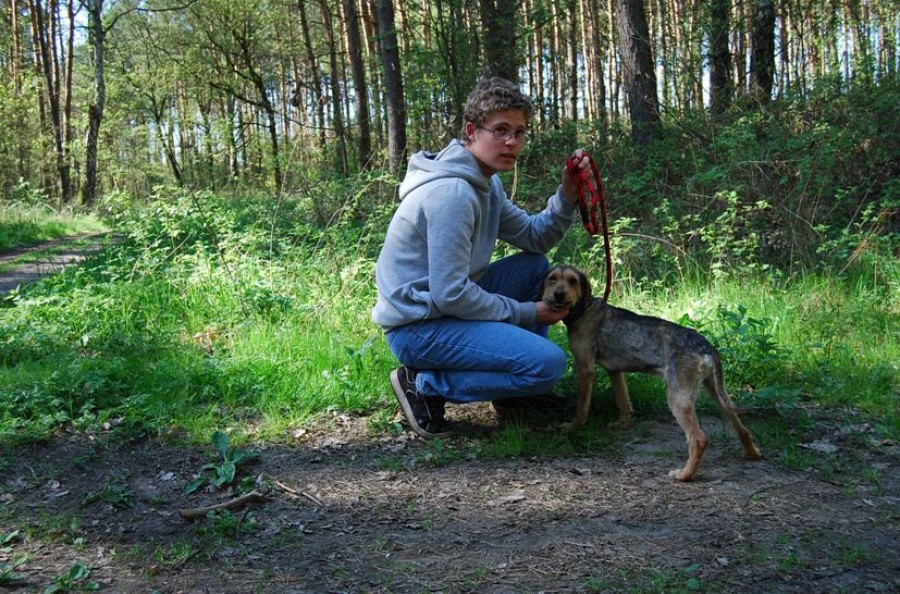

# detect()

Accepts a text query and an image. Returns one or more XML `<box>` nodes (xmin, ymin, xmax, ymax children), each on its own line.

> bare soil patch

<box><xmin>1</xmin><ymin>404</ymin><xmax>897</xmax><ymax>593</ymax></box>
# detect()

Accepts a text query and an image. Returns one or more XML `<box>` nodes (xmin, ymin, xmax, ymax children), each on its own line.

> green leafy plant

<box><xmin>44</xmin><ymin>562</ymin><xmax>100</xmax><ymax>593</ymax></box>
<box><xmin>196</xmin><ymin>509</ymin><xmax>259</xmax><ymax>539</ymax></box>
<box><xmin>697</xmin><ymin>304</ymin><xmax>785</xmax><ymax>390</ymax></box>
<box><xmin>0</xmin><ymin>533</ymin><xmax>25</xmax><ymax>586</ymax></box>
<box><xmin>681</xmin><ymin>562</ymin><xmax>702</xmax><ymax>591</ymax></box>
<box><xmin>185</xmin><ymin>431</ymin><xmax>259</xmax><ymax>494</ymax></box>
<box><xmin>82</xmin><ymin>478</ymin><xmax>135</xmax><ymax>509</ymax></box>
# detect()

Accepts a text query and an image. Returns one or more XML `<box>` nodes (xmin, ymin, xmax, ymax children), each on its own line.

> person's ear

<box><xmin>464</xmin><ymin>121</ymin><xmax>476</xmax><ymax>142</ymax></box>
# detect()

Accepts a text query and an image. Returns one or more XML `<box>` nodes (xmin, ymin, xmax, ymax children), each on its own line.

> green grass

<box><xmin>0</xmin><ymin>192</ymin><xmax>896</xmax><ymax>481</ymax></box>
<box><xmin>0</xmin><ymin>203</ymin><xmax>108</xmax><ymax>253</ymax></box>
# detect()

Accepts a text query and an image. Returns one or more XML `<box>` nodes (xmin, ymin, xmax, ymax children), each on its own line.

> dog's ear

<box><xmin>575</xmin><ymin>267</ymin><xmax>592</xmax><ymax>308</ymax></box>
<box><xmin>563</xmin><ymin>266</ymin><xmax>592</xmax><ymax>324</ymax></box>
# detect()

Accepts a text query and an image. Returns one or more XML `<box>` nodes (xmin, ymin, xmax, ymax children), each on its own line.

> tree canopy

<box><xmin>0</xmin><ymin>0</ymin><xmax>896</xmax><ymax>200</ymax></box>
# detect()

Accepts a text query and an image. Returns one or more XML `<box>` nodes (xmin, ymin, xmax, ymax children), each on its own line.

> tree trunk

<box><xmin>10</xmin><ymin>0</ymin><xmax>22</xmax><ymax>93</ymax></box>
<box><xmin>81</xmin><ymin>0</ymin><xmax>105</xmax><ymax>207</ymax></box>
<box><xmin>375</xmin><ymin>0</ymin><xmax>407</xmax><ymax>174</ymax></box>
<box><xmin>344</xmin><ymin>0</ymin><xmax>372</xmax><ymax>170</ymax></box>
<box><xmin>709</xmin><ymin>0</ymin><xmax>733</xmax><ymax>113</ymax></box>
<box><xmin>749</xmin><ymin>0</ymin><xmax>776</xmax><ymax>104</ymax></box>
<box><xmin>478</xmin><ymin>0</ymin><xmax>520</xmax><ymax>82</ymax></box>
<box><xmin>566</xmin><ymin>0</ymin><xmax>578</xmax><ymax>121</ymax></box>
<box><xmin>30</xmin><ymin>0</ymin><xmax>73</xmax><ymax>203</ymax></box>
<box><xmin>294</xmin><ymin>0</ymin><xmax>326</xmax><ymax>148</ymax></box>
<box><xmin>319</xmin><ymin>0</ymin><xmax>348</xmax><ymax>174</ymax></box>
<box><xmin>360</xmin><ymin>0</ymin><xmax>384</xmax><ymax>145</ymax></box>
<box><xmin>150</xmin><ymin>96</ymin><xmax>184</xmax><ymax>185</ymax></box>
<box><xmin>615</xmin><ymin>0</ymin><xmax>660</xmax><ymax>144</ymax></box>
<box><xmin>584</xmin><ymin>0</ymin><xmax>606</xmax><ymax>124</ymax></box>
<box><xmin>530</xmin><ymin>0</ymin><xmax>546</xmax><ymax>124</ymax></box>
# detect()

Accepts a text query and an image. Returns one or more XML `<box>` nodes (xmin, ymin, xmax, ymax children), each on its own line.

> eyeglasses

<box><xmin>477</xmin><ymin>125</ymin><xmax>529</xmax><ymax>142</ymax></box>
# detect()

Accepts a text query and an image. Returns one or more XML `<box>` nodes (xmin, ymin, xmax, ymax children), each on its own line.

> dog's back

<box><xmin>568</xmin><ymin>300</ymin><xmax>718</xmax><ymax>378</ymax></box>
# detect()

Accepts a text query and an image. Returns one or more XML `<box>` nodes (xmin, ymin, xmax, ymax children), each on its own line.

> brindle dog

<box><xmin>542</xmin><ymin>265</ymin><xmax>762</xmax><ymax>481</ymax></box>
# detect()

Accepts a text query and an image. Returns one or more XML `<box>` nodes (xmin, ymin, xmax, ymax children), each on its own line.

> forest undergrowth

<box><xmin>0</xmin><ymin>80</ymin><xmax>896</xmax><ymax>465</ymax></box>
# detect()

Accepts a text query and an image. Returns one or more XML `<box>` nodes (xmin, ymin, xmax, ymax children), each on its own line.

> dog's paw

<box><xmin>668</xmin><ymin>468</ymin><xmax>695</xmax><ymax>482</ymax></box>
<box><xmin>613</xmin><ymin>417</ymin><xmax>633</xmax><ymax>429</ymax></box>
<box><xmin>560</xmin><ymin>420</ymin><xmax>583</xmax><ymax>431</ymax></box>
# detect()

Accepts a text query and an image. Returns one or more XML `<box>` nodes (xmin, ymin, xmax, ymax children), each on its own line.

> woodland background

<box><xmin>1</xmin><ymin>0</ymin><xmax>897</xmax><ymax>205</ymax></box>
<box><xmin>0</xmin><ymin>5</ymin><xmax>897</xmax><ymax>590</ymax></box>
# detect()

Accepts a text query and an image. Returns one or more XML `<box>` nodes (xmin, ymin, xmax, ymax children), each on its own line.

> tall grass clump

<box><xmin>0</xmin><ymin>187</ymin><xmax>108</xmax><ymax>252</ymax></box>
<box><xmin>0</xmin><ymin>180</ymin><xmax>397</xmax><ymax>444</ymax></box>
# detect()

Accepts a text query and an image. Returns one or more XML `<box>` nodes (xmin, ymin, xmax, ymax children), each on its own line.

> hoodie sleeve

<box><xmin>422</xmin><ymin>179</ymin><xmax>534</xmax><ymax>326</ymax></box>
<box><xmin>496</xmin><ymin>181</ymin><xmax>579</xmax><ymax>251</ymax></box>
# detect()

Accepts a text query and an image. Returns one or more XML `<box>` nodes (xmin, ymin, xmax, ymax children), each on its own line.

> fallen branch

<box><xmin>264</xmin><ymin>474</ymin><xmax>324</xmax><ymax>507</ymax></box>
<box><xmin>178</xmin><ymin>490</ymin><xmax>266</xmax><ymax>521</ymax></box>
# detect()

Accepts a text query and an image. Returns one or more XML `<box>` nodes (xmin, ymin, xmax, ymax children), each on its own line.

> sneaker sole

<box><xmin>390</xmin><ymin>369</ymin><xmax>451</xmax><ymax>439</ymax></box>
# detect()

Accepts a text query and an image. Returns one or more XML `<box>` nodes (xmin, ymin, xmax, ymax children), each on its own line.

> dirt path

<box><xmin>0</xmin><ymin>233</ymin><xmax>112</xmax><ymax>295</ymax></box>
<box><xmin>1</xmin><ymin>408</ymin><xmax>897</xmax><ymax>593</ymax></box>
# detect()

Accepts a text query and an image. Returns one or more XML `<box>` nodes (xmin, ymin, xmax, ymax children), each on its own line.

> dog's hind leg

<box><xmin>608</xmin><ymin>371</ymin><xmax>633</xmax><ymax>426</ymax></box>
<box><xmin>666</xmin><ymin>384</ymin><xmax>709</xmax><ymax>481</ymax></box>
<box><xmin>703</xmin><ymin>374</ymin><xmax>762</xmax><ymax>460</ymax></box>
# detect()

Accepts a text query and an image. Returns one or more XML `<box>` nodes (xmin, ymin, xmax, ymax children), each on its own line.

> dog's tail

<box><xmin>704</xmin><ymin>353</ymin><xmax>763</xmax><ymax>460</ymax></box>
<box><xmin>703</xmin><ymin>353</ymin><xmax>737</xmax><ymax>410</ymax></box>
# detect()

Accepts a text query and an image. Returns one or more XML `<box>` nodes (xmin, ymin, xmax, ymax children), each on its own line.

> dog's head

<box><xmin>541</xmin><ymin>265</ymin><xmax>592</xmax><ymax>323</ymax></box>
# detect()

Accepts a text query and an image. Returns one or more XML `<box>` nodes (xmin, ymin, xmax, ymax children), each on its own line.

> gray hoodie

<box><xmin>372</xmin><ymin>139</ymin><xmax>578</xmax><ymax>330</ymax></box>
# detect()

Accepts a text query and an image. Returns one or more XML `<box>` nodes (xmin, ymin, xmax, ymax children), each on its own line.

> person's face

<box><xmin>464</xmin><ymin>109</ymin><xmax>528</xmax><ymax>176</ymax></box>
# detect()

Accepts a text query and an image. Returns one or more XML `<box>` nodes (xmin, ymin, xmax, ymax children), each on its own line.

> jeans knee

<box><xmin>532</xmin><ymin>344</ymin><xmax>567</xmax><ymax>392</ymax></box>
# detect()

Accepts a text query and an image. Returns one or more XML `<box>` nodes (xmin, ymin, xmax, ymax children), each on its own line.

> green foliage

<box><xmin>185</xmin><ymin>431</ymin><xmax>259</xmax><ymax>494</ymax></box>
<box><xmin>196</xmin><ymin>509</ymin><xmax>259</xmax><ymax>540</ymax></box>
<box><xmin>1</xmin><ymin>81</ymin><xmax>897</xmax><ymax>461</ymax></box>
<box><xmin>0</xmin><ymin>530</ymin><xmax>25</xmax><ymax>586</ymax></box>
<box><xmin>0</xmin><ymin>559</ymin><xmax>26</xmax><ymax>586</ymax></box>
<box><xmin>0</xmin><ymin>199</ymin><xmax>107</xmax><ymax>253</ymax></box>
<box><xmin>588</xmin><ymin>79</ymin><xmax>899</xmax><ymax>283</ymax></box>
<box><xmin>83</xmin><ymin>477</ymin><xmax>136</xmax><ymax>509</ymax></box>
<box><xmin>44</xmin><ymin>562</ymin><xmax>100</xmax><ymax>593</ymax></box>
<box><xmin>697</xmin><ymin>304</ymin><xmax>785</xmax><ymax>389</ymax></box>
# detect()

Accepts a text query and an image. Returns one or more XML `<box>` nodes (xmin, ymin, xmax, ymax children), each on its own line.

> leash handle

<box><xmin>566</xmin><ymin>152</ymin><xmax>613</xmax><ymax>302</ymax></box>
<box><xmin>566</xmin><ymin>154</ymin><xmax>600</xmax><ymax>235</ymax></box>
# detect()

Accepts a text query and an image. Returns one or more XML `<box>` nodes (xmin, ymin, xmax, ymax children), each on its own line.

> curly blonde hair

<box><xmin>460</xmin><ymin>77</ymin><xmax>534</xmax><ymax>142</ymax></box>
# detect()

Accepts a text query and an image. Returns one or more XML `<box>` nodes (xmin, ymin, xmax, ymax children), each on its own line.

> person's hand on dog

<box><xmin>535</xmin><ymin>300</ymin><xmax>569</xmax><ymax>325</ymax></box>
<box><xmin>561</xmin><ymin>148</ymin><xmax>591</xmax><ymax>204</ymax></box>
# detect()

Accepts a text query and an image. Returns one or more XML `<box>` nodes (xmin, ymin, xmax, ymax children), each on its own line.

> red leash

<box><xmin>566</xmin><ymin>152</ymin><xmax>613</xmax><ymax>302</ymax></box>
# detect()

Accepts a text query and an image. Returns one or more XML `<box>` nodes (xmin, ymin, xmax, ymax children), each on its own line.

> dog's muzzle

<box><xmin>546</xmin><ymin>289</ymin><xmax>571</xmax><ymax>311</ymax></box>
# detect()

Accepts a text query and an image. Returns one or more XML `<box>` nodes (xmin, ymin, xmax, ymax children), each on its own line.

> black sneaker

<box><xmin>390</xmin><ymin>367</ymin><xmax>451</xmax><ymax>438</ymax></box>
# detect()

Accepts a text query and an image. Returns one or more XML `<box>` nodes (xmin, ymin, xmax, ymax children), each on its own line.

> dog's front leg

<box><xmin>608</xmin><ymin>371</ymin><xmax>633</xmax><ymax>427</ymax></box>
<box><xmin>563</xmin><ymin>362</ymin><xmax>595</xmax><ymax>430</ymax></box>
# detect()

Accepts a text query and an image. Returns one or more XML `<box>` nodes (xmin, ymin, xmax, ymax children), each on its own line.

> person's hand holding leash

<box><xmin>561</xmin><ymin>148</ymin><xmax>592</xmax><ymax>204</ymax></box>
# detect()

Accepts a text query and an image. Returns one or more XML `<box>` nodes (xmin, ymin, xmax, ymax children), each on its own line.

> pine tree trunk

<box><xmin>344</xmin><ymin>0</ymin><xmax>372</xmax><ymax>170</ymax></box>
<box><xmin>709</xmin><ymin>0</ymin><xmax>733</xmax><ymax>113</ymax></box>
<box><xmin>615</xmin><ymin>0</ymin><xmax>660</xmax><ymax>143</ymax></box>
<box><xmin>80</xmin><ymin>0</ymin><xmax>104</xmax><ymax>207</ymax></box>
<box><xmin>375</xmin><ymin>0</ymin><xmax>407</xmax><ymax>174</ymax></box>
<box><xmin>320</xmin><ymin>0</ymin><xmax>347</xmax><ymax>174</ymax></box>
<box><xmin>749</xmin><ymin>0</ymin><xmax>776</xmax><ymax>103</ymax></box>
<box><xmin>479</xmin><ymin>0</ymin><xmax>520</xmax><ymax>82</ymax></box>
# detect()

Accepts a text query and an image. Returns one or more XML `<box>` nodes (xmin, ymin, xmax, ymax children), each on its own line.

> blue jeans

<box><xmin>385</xmin><ymin>252</ymin><xmax>567</xmax><ymax>403</ymax></box>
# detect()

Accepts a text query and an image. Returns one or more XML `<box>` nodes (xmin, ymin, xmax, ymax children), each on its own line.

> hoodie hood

<box><xmin>398</xmin><ymin>139</ymin><xmax>489</xmax><ymax>201</ymax></box>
